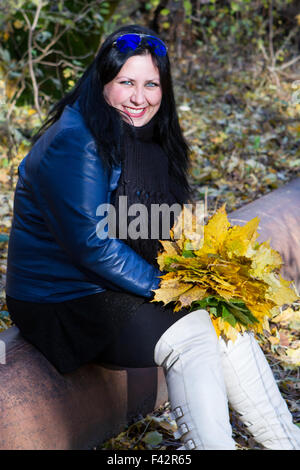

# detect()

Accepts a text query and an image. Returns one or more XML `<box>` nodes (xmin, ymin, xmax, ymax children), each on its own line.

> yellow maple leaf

<box><xmin>13</xmin><ymin>20</ymin><xmax>23</xmax><ymax>29</ymax></box>
<box><xmin>278</xmin><ymin>347</ymin><xmax>300</xmax><ymax>369</ymax></box>
<box><xmin>272</xmin><ymin>307</ymin><xmax>300</xmax><ymax>326</ymax></box>
<box><xmin>211</xmin><ymin>316</ymin><xmax>246</xmax><ymax>342</ymax></box>
<box><xmin>178</xmin><ymin>285</ymin><xmax>208</xmax><ymax>307</ymax></box>
<box><xmin>265</xmin><ymin>274</ymin><xmax>298</xmax><ymax>305</ymax></box>
<box><xmin>195</xmin><ymin>205</ymin><xmax>230</xmax><ymax>256</ymax></box>
<box><xmin>211</xmin><ymin>316</ymin><xmax>222</xmax><ymax>338</ymax></box>
<box><xmin>247</xmin><ymin>239</ymin><xmax>282</xmax><ymax>278</ymax></box>
<box><xmin>268</xmin><ymin>335</ymin><xmax>280</xmax><ymax>345</ymax></box>
<box><xmin>210</xmin><ymin>132</ymin><xmax>228</xmax><ymax>144</ymax></box>
<box><xmin>152</xmin><ymin>282</ymin><xmax>193</xmax><ymax>306</ymax></box>
<box><xmin>223</xmin><ymin>217</ymin><xmax>260</xmax><ymax>259</ymax></box>
<box><xmin>286</xmin><ymin>347</ymin><xmax>300</xmax><ymax>366</ymax></box>
<box><xmin>158</xmin><ymin>240</ymin><xmax>178</xmax><ymax>256</ymax></box>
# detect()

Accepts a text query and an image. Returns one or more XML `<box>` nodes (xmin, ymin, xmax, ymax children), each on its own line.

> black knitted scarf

<box><xmin>111</xmin><ymin>114</ymin><xmax>185</xmax><ymax>269</ymax></box>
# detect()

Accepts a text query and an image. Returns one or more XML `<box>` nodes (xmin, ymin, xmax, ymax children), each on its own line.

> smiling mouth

<box><xmin>123</xmin><ymin>106</ymin><xmax>147</xmax><ymax>116</ymax></box>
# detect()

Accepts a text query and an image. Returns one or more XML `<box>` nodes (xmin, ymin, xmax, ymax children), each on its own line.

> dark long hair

<box><xmin>33</xmin><ymin>24</ymin><xmax>192</xmax><ymax>202</ymax></box>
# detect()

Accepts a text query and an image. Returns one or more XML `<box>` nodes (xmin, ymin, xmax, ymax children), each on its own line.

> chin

<box><xmin>134</xmin><ymin>115</ymin><xmax>153</xmax><ymax>127</ymax></box>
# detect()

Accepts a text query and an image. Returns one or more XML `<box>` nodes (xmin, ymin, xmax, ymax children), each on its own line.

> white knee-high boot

<box><xmin>154</xmin><ymin>310</ymin><xmax>236</xmax><ymax>450</ymax></box>
<box><xmin>219</xmin><ymin>332</ymin><xmax>300</xmax><ymax>450</ymax></box>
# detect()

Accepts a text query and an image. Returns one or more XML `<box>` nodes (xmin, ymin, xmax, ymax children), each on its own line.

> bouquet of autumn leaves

<box><xmin>151</xmin><ymin>205</ymin><xmax>298</xmax><ymax>342</ymax></box>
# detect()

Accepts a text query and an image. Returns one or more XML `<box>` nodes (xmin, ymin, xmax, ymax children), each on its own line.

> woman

<box><xmin>5</xmin><ymin>24</ymin><xmax>300</xmax><ymax>450</ymax></box>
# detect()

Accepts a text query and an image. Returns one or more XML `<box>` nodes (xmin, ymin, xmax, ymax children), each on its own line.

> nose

<box><xmin>130</xmin><ymin>86</ymin><xmax>147</xmax><ymax>106</ymax></box>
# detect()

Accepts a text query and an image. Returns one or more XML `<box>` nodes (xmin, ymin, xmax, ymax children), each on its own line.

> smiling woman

<box><xmin>5</xmin><ymin>24</ymin><xmax>300</xmax><ymax>451</ymax></box>
<box><xmin>5</xmin><ymin>21</ymin><xmax>192</xmax><ymax>398</ymax></box>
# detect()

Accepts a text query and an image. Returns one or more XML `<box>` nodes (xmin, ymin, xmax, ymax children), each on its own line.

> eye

<box><xmin>146</xmin><ymin>82</ymin><xmax>159</xmax><ymax>87</ymax></box>
<box><xmin>120</xmin><ymin>80</ymin><xmax>133</xmax><ymax>85</ymax></box>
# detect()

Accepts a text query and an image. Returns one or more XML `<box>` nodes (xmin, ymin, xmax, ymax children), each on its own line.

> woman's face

<box><xmin>103</xmin><ymin>53</ymin><xmax>162</xmax><ymax>127</ymax></box>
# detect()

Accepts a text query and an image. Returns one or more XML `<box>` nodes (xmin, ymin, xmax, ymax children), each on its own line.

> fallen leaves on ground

<box><xmin>99</xmin><ymin>301</ymin><xmax>300</xmax><ymax>451</ymax></box>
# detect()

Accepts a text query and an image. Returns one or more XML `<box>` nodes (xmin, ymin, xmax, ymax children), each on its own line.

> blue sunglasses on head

<box><xmin>113</xmin><ymin>33</ymin><xmax>168</xmax><ymax>57</ymax></box>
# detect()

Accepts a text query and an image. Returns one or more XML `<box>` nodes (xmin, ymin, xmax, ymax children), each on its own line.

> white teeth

<box><xmin>125</xmin><ymin>107</ymin><xmax>145</xmax><ymax>114</ymax></box>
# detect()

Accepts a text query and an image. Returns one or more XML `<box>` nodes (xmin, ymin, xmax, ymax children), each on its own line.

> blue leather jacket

<box><xmin>5</xmin><ymin>101</ymin><xmax>162</xmax><ymax>302</ymax></box>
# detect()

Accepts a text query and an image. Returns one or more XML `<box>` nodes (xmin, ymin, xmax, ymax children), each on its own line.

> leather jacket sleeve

<box><xmin>34</xmin><ymin>127</ymin><xmax>162</xmax><ymax>298</ymax></box>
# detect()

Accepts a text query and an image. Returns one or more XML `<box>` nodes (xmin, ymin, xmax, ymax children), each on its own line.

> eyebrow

<box><xmin>117</xmin><ymin>76</ymin><xmax>160</xmax><ymax>82</ymax></box>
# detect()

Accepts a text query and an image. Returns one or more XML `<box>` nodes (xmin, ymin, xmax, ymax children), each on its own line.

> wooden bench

<box><xmin>0</xmin><ymin>178</ymin><xmax>299</xmax><ymax>449</ymax></box>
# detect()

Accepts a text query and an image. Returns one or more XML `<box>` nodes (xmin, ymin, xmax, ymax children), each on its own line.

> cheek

<box><xmin>104</xmin><ymin>84</ymin><xmax>127</xmax><ymax>106</ymax></box>
<box><xmin>150</xmin><ymin>89</ymin><xmax>162</xmax><ymax>108</ymax></box>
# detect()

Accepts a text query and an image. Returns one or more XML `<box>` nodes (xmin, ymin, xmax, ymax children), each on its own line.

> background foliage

<box><xmin>0</xmin><ymin>0</ymin><xmax>300</xmax><ymax>183</ymax></box>
<box><xmin>0</xmin><ymin>0</ymin><xmax>299</xmax><ymax>450</ymax></box>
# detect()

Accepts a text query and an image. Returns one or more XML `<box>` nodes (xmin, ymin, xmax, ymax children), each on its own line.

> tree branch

<box><xmin>31</xmin><ymin>0</ymin><xmax>105</xmax><ymax>65</ymax></box>
<box><xmin>22</xmin><ymin>1</ymin><xmax>46</xmax><ymax>120</ymax></box>
<box><xmin>268</xmin><ymin>0</ymin><xmax>275</xmax><ymax>68</ymax></box>
<box><xmin>277</xmin><ymin>54</ymin><xmax>300</xmax><ymax>71</ymax></box>
<box><xmin>274</xmin><ymin>27</ymin><xmax>299</xmax><ymax>61</ymax></box>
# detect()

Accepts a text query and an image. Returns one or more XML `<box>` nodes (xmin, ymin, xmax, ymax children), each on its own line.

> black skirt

<box><xmin>6</xmin><ymin>291</ymin><xmax>189</xmax><ymax>374</ymax></box>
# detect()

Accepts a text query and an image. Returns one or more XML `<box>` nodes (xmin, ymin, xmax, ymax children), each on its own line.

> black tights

<box><xmin>100</xmin><ymin>301</ymin><xmax>189</xmax><ymax>368</ymax></box>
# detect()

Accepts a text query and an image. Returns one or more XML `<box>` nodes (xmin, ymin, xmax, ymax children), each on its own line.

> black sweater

<box><xmin>112</xmin><ymin>114</ymin><xmax>183</xmax><ymax>268</ymax></box>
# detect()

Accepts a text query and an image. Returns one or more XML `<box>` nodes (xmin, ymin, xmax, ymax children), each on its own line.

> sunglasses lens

<box><xmin>145</xmin><ymin>36</ymin><xmax>167</xmax><ymax>56</ymax></box>
<box><xmin>116</xmin><ymin>34</ymin><xmax>141</xmax><ymax>53</ymax></box>
<box><xmin>115</xmin><ymin>33</ymin><xmax>167</xmax><ymax>56</ymax></box>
